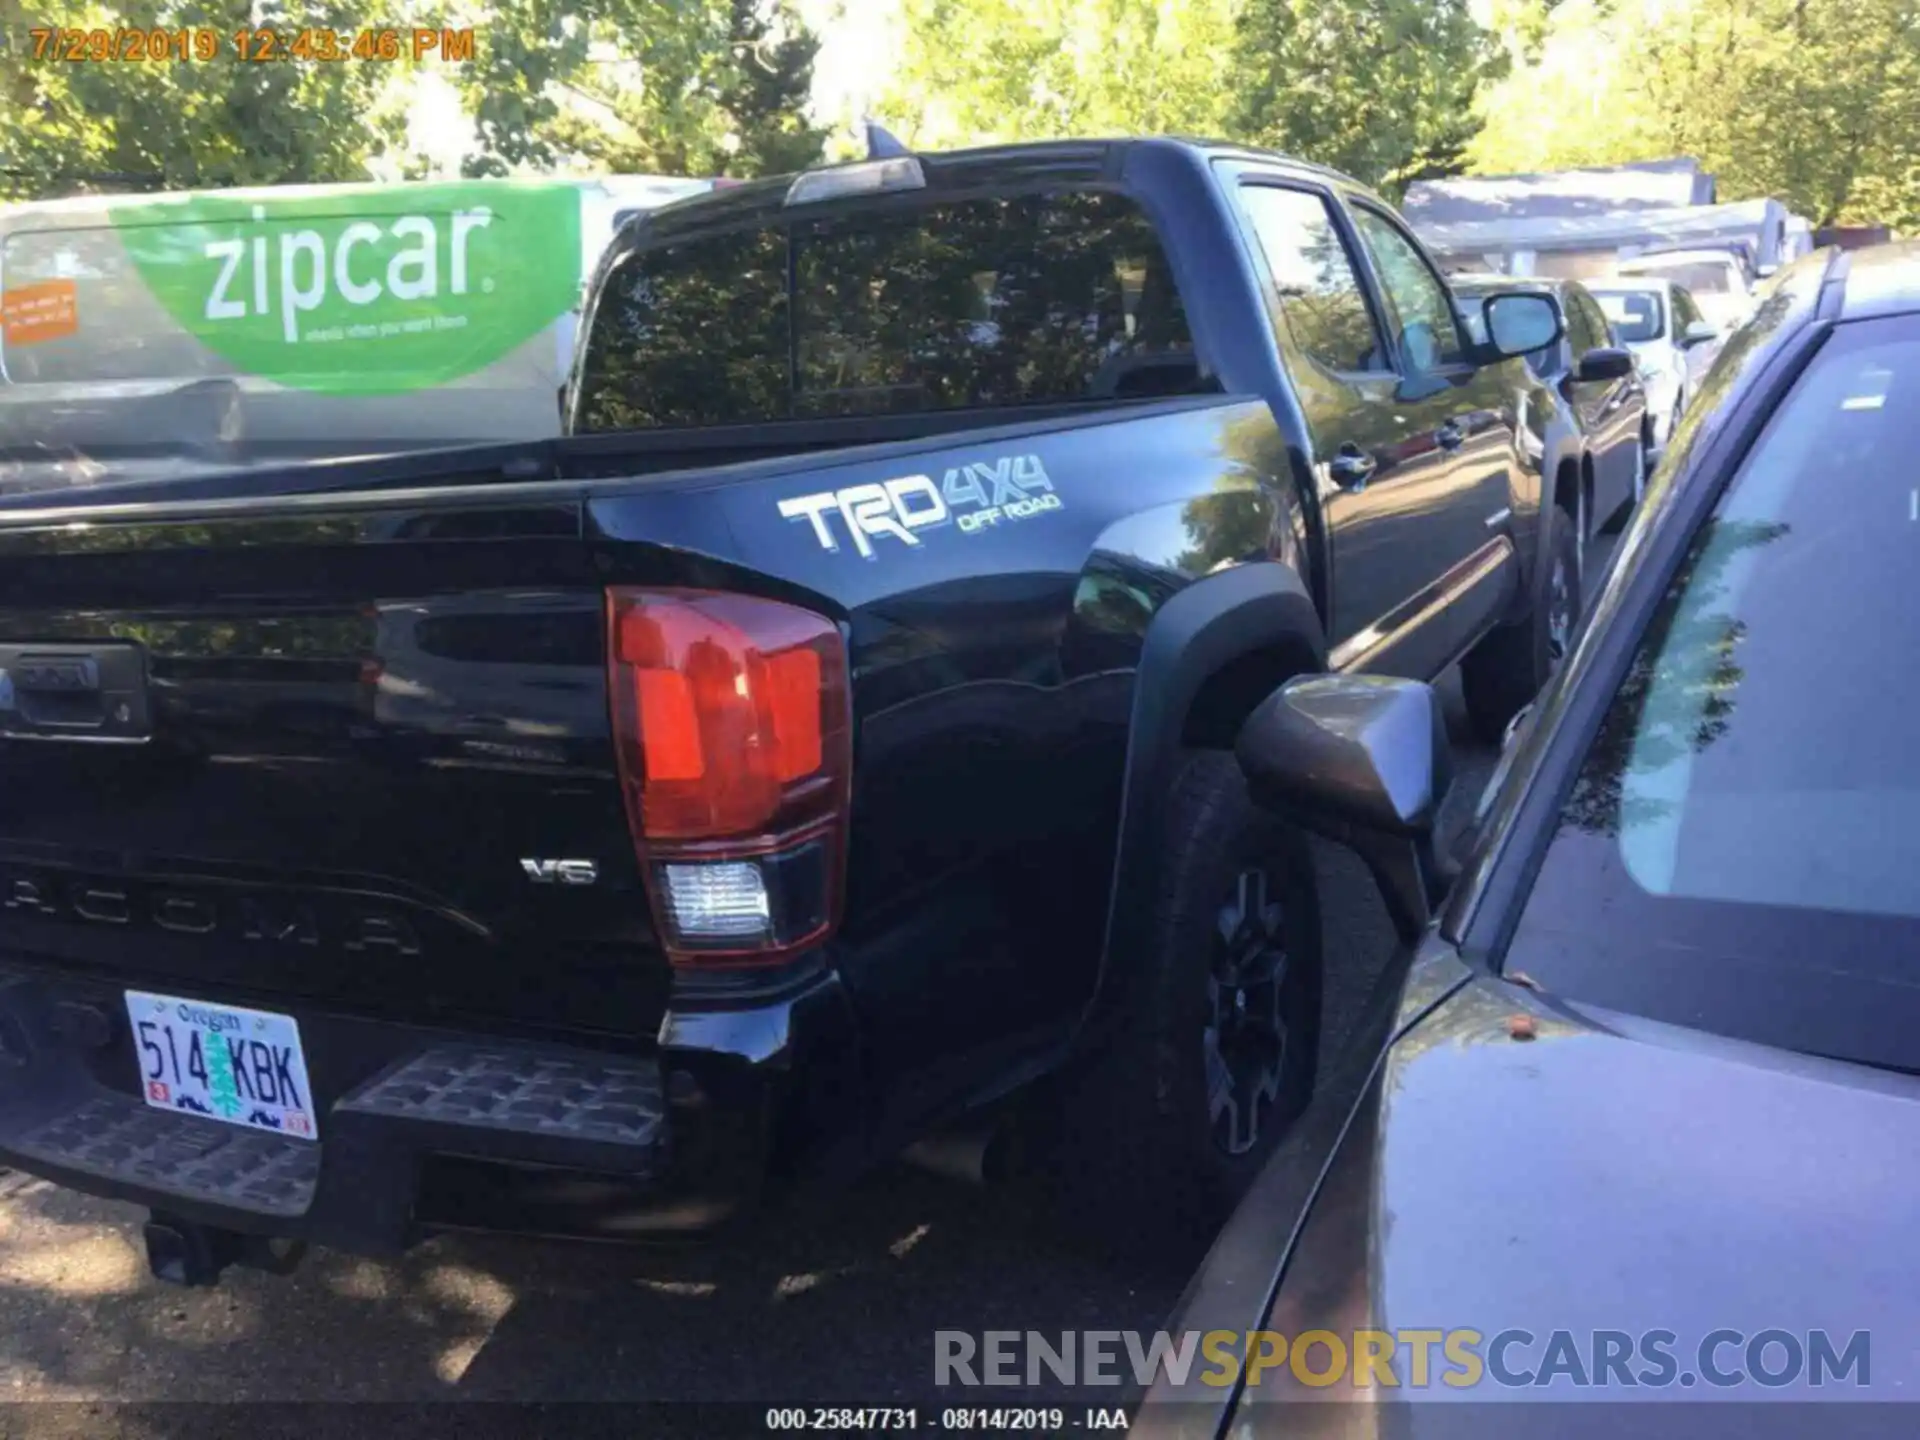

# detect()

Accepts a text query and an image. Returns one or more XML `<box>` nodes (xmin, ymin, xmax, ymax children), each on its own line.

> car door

<box><xmin>1343</xmin><ymin>201</ymin><xmax>1520</xmax><ymax>676</ymax></box>
<box><xmin>1571</xmin><ymin>285</ymin><xmax>1641</xmax><ymax>515</ymax></box>
<box><xmin>1228</xmin><ymin>180</ymin><xmax>1469</xmax><ymax>679</ymax></box>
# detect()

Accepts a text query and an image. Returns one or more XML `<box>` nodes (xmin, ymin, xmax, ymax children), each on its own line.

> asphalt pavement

<box><xmin>0</xmin><ymin>535</ymin><xmax>1617</xmax><ymax>1418</ymax></box>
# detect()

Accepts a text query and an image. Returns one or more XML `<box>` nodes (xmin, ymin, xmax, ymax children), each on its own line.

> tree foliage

<box><xmin>1230</xmin><ymin>0</ymin><xmax>1507</xmax><ymax>191</ymax></box>
<box><xmin>0</xmin><ymin>1</ymin><xmax>404</xmax><ymax>201</ymax></box>
<box><xmin>882</xmin><ymin>0</ymin><xmax>1497</xmax><ymax>192</ymax></box>
<box><xmin>3</xmin><ymin>0</ymin><xmax>1911</xmax><ymax>232</ymax></box>
<box><xmin>1470</xmin><ymin>0</ymin><xmax>1920</xmax><ymax>228</ymax></box>
<box><xmin>443</xmin><ymin>0</ymin><xmax>828</xmax><ymax>178</ymax></box>
<box><xmin>882</xmin><ymin>0</ymin><xmax>1236</xmax><ymax>147</ymax></box>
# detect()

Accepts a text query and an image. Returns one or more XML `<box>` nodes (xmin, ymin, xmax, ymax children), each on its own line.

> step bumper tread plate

<box><xmin>341</xmin><ymin>1044</ymin><xmax>667</xmax><ymax>1148</ymax></box>
<box><xmin>13</xmin><ymin>1093</ymin><xmax>320</xmax><ymax>1218</ymax></box>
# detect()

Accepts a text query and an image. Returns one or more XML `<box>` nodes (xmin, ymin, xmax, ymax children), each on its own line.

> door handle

<box><xmin>1328</xmin><ymin>448</ymin><xmax>1378</xmax><ymax>491</ymax></box>
<box><xmin>1436</xmin><ymin>420</ymin><xmax>1466</xmax><ymax>451</ymax></box>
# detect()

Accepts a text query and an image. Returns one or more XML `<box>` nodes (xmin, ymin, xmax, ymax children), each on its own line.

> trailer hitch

<box><xmin>143</xmin><ymin>1211</ymin><xmax>307</xmax><ymax>1287</ymax></box>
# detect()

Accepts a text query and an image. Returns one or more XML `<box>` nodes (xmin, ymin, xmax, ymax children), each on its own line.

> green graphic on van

<box><xmin>108</xmin><ymin>182</ymin><xmax>582</xmax><ymax>395</ymax></box>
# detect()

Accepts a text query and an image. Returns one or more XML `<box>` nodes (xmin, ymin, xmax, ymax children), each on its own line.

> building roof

<box><xmin>1403</xmin><ymin>160</ymin><xmax>1715</xmax><ymax>227</ymax></box>
<box><xmin>1412</xmin><ymin>197</ymin><xmax>1788</xmax><ymax>262</ymax></box>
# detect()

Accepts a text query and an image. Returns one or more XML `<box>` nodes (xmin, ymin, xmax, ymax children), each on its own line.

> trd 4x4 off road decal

<box><xmin>778</xmin><ymin>454</ymin><xmax>1062</xmax><ymax>559</ymax></box>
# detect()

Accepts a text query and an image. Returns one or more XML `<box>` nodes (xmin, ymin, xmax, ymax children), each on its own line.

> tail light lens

<box><xmin>606</xmin><ymin>588</ymin><xmax>851</xmax><ymax>966</ymax></box>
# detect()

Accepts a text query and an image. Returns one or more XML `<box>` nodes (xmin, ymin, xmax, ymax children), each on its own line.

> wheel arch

<box><xmin>1076</xmin><ymin>561</ymin><xmax>1326</xmax><ymax>1040</ymax></box>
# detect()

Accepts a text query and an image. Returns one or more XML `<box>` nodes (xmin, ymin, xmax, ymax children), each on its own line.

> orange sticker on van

<box><xmin>2</xmin><ymin>280</ymin><xmax>79</xmax><ymax>346</ymax></box>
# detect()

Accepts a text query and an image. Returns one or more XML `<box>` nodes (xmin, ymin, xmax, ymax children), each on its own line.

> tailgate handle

<box><xmin>16</xmin><ymin>657</ymin><xmax>100</xmax><ymax>694</ymax></box>
<box><xmin>0</xmin><ymin>645</ymin><xmax>150</xmax><ymax>742</ymax></box>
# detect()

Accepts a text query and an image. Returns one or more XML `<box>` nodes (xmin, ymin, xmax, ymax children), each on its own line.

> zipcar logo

<box><xmin>778</xmin><ymin>454</ymin><xmax>1062</xmax><ymax>558</ymax></box>
<box><xmin>204</xmin><ymin>204</ymin><xmax>496</xmax><ymax>345</ymax></box>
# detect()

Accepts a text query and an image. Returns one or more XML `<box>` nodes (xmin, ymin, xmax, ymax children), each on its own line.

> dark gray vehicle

<box><xmin>1454</xmin><ymin>274</ymin><xmax>1652</xmax><ymax>540</ymax></box>
<box><xmin>1142</xmin><ymin>241</ymin><xmax>1920</xmax><ymax>1439</ymax></box>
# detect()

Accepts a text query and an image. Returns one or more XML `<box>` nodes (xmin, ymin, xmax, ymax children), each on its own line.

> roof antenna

<box><xmin>863</xmin><ymin>117</ymin><xmax>912</xmax><ymax>160</ymax></box>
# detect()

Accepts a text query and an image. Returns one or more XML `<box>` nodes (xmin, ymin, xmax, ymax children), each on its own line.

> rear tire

<box><xmin>1044</xmin><ymin>750</ymin><xmax>1321</xmax><ymax>1249</ymax></box>
<box><xmin>1461</xmin><ymin>502</ymin><xmax>1579</xmax><ymax>745</ymax></box>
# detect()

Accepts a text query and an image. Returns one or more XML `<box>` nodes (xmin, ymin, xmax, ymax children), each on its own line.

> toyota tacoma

<box><xmin>0</xmin><ymin>137</ymin><xmax>1576</xmax><ymax>1283</ymax></box>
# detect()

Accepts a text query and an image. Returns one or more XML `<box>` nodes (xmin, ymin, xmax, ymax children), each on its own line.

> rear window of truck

<box><xmin>573</xmin><ymin>190</ymin><xmax>1199</xmax><ymax>430</ymax></box>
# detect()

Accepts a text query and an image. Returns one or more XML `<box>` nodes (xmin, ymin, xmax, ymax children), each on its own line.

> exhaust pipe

<box><xmin>903</xmin><ymin>1121</ymin><xmax>1009</xmax><ymax>1187</ymax></box>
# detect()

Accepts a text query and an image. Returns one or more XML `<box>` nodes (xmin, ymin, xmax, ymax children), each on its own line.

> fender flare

<box><xmin>1076</xmin><ymin>561</ymin><xmax>1326</xmax><ymax>1038</ymax></box>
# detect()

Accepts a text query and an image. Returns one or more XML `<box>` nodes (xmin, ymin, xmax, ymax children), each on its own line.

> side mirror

<box><xmin>1576</xmin><ymin>346</ymin><xmax>1635</xmax><ymax>383</ymax></box>
<box><xmin>1478</xmin><ymin>292</ymin><xmax>1563</xmax><ymax>361</ymax></box>
<box><xmin>1682</xmin><ymin>320</ymin><xmax>1719</xmax><ymax>348</ymax></box>
<box><xmin>1236</xmin><ymin>674</ymin><xmax>1453</xmax><ymax>945</ymax></box>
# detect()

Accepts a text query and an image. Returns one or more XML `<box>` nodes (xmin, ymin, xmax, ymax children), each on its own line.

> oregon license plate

<box><xmin>124</xmin><ymin>990</ymin><xmax>318</xmax><ymax>1141</ymax></box>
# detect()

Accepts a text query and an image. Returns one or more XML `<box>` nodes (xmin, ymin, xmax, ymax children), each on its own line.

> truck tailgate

<box><xmin>0</xmin><ymin>492</ymin><xmax>666</xmax><ymax>1038</ymax></box>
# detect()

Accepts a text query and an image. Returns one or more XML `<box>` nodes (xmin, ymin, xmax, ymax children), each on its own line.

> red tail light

<box><xmin>606</xmin><ymin>588</ymin><xmax>851</xmax><ymax>966</ymax></box>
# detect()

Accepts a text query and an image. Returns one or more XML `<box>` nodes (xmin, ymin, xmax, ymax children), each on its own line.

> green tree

<box><xmin>1232</xmin><ymin>0</ymin><xmax>1507</xmax><ymax>191</ymax></box>
<box><xmin>0</xmin><ymin>1</ymin><xmax>405</xmax><ymax>201</ymax></box>
<box><xmin>718</xmin><ymin>0</ymin><xmax>830</xmax><ymax>175</ymax></box>
<box><xmin>204</xmin><ymin>1034</ymin><xmax>244</xmax><ymax>1119</ymax></box>
<box><xmin>882</xmin><ymin>0</ymin><xmax>1238</xmax><ymax>148</ymax></box>
<box><xmin>1470</xmin><ymin>0</ymin><xmax>1920</xmax><ymax>229</ymax></box>
<box><xmin>446</xmin><ymin>0</ymin><xmax>827</xmax><ymax>179</ymax></box>
<box><xmin>882</xmin><ymin>0</ymin><xmax>1500</xmax><ymax>193</ymax></box>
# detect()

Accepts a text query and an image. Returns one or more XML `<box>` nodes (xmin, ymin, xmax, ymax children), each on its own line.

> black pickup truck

<box><xmin>0</xmin><ymin>138</ymin><xmax>1577</xmax><ymax>1282</ymax></box>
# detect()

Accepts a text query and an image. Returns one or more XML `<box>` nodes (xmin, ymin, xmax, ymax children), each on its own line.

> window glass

<box><xmin>1673</xmin><ymin>287</ymin><xmax>1705</xmax><ymax>330</ymax></box>
<box><xmin>1577</xmin><ymin>290</ymin><xmax>1617</xmax><ymax>347</ymax></box>
<box><xmin>0</xmin><ymin>228</ymin><xmax>212</xmax><ymax>384</ymax></box>
<box><xmin>1562</xmin><ymin>290</ymin><xmax>1598</xmax><ymax>354</ymax></box>
<box><xmin>1349</xmin><ymin>207</ymin><xmax>1467</xmax><ymax>372</ymax></box>
<box><xmin>575</xmin><ymin>191</ymin><xmax>1198</xmax><ymax>431</ymax></box>
<box><xmin>574</xmin><ymin>228</ymin><xmax>789</xmax><ymax>431</ymax></box>
<box><xmin>1624</xmin><ymin>259</ymin><xmax>1735</xmax><ymax>295</ymax></box>
<box><xmin>1593</xmin><ymin>288</ymin><xmax>1666</xmax><ymax>344</ymax></box>
<box><xmin>1504</xmin><ymin>316</ymin><xmax>1920</xmax><ymax>1071</ymax></box>
<box><xmin>1236</xmin><ymin>186</ymin><xmax>1384</xmax><ymax>374</ymax></box>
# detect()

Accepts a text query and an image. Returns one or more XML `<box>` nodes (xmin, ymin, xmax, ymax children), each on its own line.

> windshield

<box><xmin>1505</xmin><ymin>315</ymin><xmax>1920</xmax><ymax>1071</ymax></box>
<box><xmin>1622</xmin><ymin>258</ymin><xmax>1738</xmax><ymax>295</ymax></box>
<box><xmin>1591</xmin><ymin>288</ymin><xmax>1666</xmax><ymax>343</ymax></box>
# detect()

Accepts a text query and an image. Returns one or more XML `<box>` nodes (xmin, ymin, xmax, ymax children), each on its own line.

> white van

<box><xmin>0</xmin><ymin>174</ymin><xmax>714</xmax><ymax>491</ymax></box>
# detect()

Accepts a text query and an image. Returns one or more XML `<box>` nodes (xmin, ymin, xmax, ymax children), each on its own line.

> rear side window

<box><xmin>1235</xmin><ymin>185</ymin><xmax>1383</xmax><ymax>375</ymax></box>
<box><xmin>573</xmin><ymin>191</ymin><xmax>1198</xmax><ymax>431</ymax></box>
